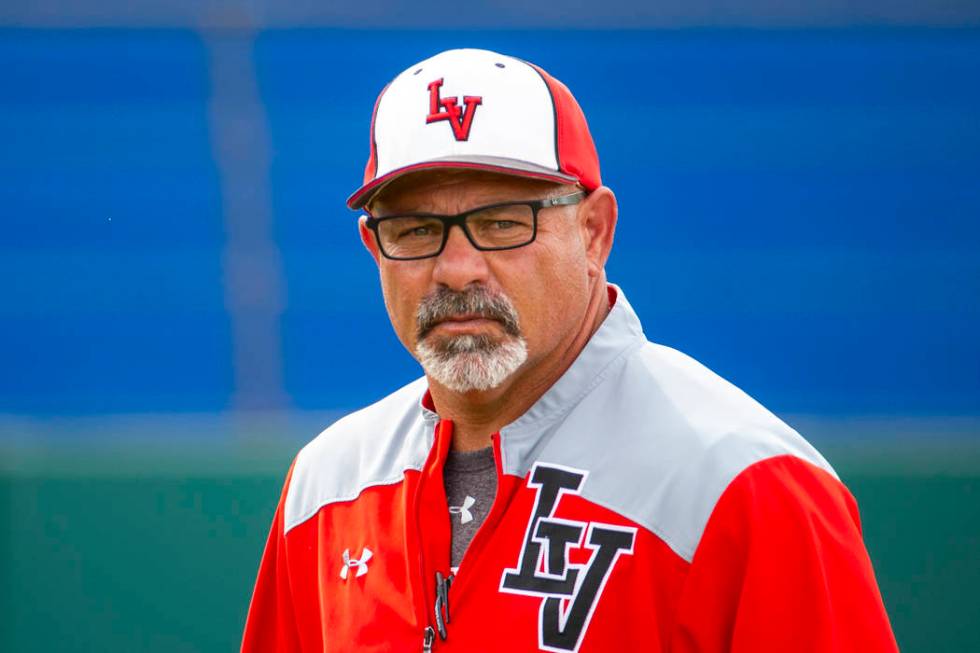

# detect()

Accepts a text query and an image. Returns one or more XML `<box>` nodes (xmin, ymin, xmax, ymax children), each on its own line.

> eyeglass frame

<box><xmin>363</xmin><ymin>190</ymin><xmax>587</xmax><ymax>261</ymax></box>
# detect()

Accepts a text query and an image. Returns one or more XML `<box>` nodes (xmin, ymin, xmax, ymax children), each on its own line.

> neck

<box><xmin>427</xmin><ymin>280</ymin><xmax>611</xmax><ymax>452</ymax></box>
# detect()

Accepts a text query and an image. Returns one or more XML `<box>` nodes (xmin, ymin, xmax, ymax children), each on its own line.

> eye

<box><xmin>470</xmin><ymin>209</ymin><xmax>532</xmax><ymax>228</ymax></box>
<box><xmin>400</xmin><ymin>225</ymin><xmax>433</xmax><ymax>238</ymax></box>
<box><xmin>385</xmin><ymin>217</ymin><xmax>442</xmax><ymax>241</ymax></box>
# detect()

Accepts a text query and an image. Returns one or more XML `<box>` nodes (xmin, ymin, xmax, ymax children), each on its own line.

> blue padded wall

<box><xmin>2</xmin><ymin>29</ymin><xmax>978</xmax><ymax>417</ymax></box>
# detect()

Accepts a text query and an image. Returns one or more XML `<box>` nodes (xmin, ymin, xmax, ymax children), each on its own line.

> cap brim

<box><xmin>347</xmin><ymin>156</ymin><xmax>580</xmax><ymax>210</ymax></box>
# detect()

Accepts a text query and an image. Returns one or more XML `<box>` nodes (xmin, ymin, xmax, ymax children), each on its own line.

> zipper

<box><xmin>413</xmin><ymin>419</ymin><xmax>454</xmax><ymax>650</ymax></box>
<box><xmin>434</xmin><ymin>570</ymin><xmax>454</xmax><ymax>639</ymax></box>
<box><xmin>422</xmin><ymin>626</ymin><xmax>435</xmax><ymax>652</ymax></box>
<box><xmin>410</xmin><ymin>456</ymin><xmax>431</xmax><ymax>643</ymax></box>
<box><xmin>418</xmin><ymin>426</ymin><xmax>507</xmax><ymax>648</ymax></box>
<box><xmin>411</xmin><ymin>463</ymin><xmax>431</xmax><ymax>629</ymax></box>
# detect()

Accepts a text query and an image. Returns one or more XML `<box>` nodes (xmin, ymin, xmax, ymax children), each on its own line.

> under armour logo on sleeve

<box><xmin>449</xmin><ymin>495</ymin><xmax>477</xmax><ymax>524</ymax></box>
<box><xmin>340</xmin><ymin>547</ymin><xmax>373</xmax><ymax>579</ymax></box>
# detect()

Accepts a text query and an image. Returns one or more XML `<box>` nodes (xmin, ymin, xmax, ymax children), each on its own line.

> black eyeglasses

<box><xmin>364</xmin><ymin>191</ymin><xmax>586</xmax><ymax>261</ymax></box>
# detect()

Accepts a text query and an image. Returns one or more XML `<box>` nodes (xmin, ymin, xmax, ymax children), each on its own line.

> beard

<box><xmin>414</xmin><ymin>286</ymin><xmax>528</xmax><ymax>393</ymax></box>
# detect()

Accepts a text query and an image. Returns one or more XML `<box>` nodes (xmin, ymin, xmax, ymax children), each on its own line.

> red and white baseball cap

<box><xmin>347</xmin><ymin>48</ymin><xmax>602</xmax><ymax>209</ymax></box>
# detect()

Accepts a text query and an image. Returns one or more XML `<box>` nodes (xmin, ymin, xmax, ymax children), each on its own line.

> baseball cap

<box><xmin>347</xmin><ymin>48</ymin><xmax>601</xmax><ymax>210</ymax></box>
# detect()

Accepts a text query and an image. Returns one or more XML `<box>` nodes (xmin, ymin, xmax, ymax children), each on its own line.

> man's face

<box><xmin>361</xmin><ymin>171</ymin><xmax>598</xmax><ymax>395</ymax></box>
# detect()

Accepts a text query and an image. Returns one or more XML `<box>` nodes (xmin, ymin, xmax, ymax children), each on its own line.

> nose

<box><xmin>431</xmin><ymin>223</ymin><xmax>491</xmax><ymax>291</ymax></box>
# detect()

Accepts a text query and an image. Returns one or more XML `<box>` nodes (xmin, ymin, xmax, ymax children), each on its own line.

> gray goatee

<box><xmin>415</xmin><ymin>286</ymin><xmax>528</xmax><ymax>393</ymax></box>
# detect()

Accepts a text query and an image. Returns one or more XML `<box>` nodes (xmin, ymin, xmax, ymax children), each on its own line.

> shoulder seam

<box><xmin>685</xmin><ymin>452</ymin><xmax>839</xmax><ymax>560</ymax></box>
<box><xmin>583</xmin><ymin>451</ymin><xmax>830</xmax><ymax>563</ymax></box>
<box><xmin>284</xmin><ymin>464</ymin><xmax>423</xmax><ymax>534</ymax></box>
<box><xmin>576</xmin><ymin>485</ymin><xmax>696</xmax><ymax>563</ymax></box>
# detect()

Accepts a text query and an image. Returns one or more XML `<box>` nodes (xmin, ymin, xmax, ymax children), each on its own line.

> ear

<box><xmin>577</xmin><ymin>186</ymin><xmax>618</xmax><ymax>278</ymax></box>
<box><xmin>359</xmin><ymin>215</ymin><xmax>382</xmax><ymax>266</ymax></box>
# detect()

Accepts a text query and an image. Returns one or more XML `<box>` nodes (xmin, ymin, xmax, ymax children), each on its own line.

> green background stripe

<box><xmin>2</xmin><ymin>418</ymin><xmax>978</xmax><ymax>652</ymax></box>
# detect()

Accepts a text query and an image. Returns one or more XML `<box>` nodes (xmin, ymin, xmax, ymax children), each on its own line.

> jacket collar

<box><xmin>501</xmin><ymin>283</ymin><xmax>646</xmax><ymax>438</ymax></box>
<box><xmin>417</xmin><ymin>284</ymin><xmax>647</xmax><ymax>438</ymax></box>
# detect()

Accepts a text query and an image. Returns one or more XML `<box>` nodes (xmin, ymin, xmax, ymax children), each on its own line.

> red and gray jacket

<box><xmin>242</xmin><ymin>286</ymin><xmax>898</xmax><ymax>652</ymax></box>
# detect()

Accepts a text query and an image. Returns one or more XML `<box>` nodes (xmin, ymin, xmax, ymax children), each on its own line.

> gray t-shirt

<box><xmin>443</xmin><ymin>446</ymin><xmax>497</xmax><ymax>569</ymax></box>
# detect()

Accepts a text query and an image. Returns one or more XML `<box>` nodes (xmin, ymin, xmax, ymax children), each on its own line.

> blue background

<box><xmin>2</xmin><ymin>29</ymin><xmax>978</xmax><ymax>418</ymax></box>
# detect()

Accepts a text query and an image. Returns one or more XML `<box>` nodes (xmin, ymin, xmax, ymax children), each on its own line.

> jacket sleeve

<box><xmin>241</xmin><ymin>462</ymin><xmax>302</xmax><ymax>653</ymax></box>
<box><xmin>671</xmin><ymin>454</ymin><xmax>899</xmax><ymax>653</ymax></box>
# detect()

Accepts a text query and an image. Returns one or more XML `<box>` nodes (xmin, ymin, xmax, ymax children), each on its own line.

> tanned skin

<box><xmin>360</xmin><ymin>170</ymin><xmax>618</xmax><ymax>451</ymax></box>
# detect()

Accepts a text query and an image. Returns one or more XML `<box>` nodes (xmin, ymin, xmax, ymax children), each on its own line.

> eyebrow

<box><xmin>373</xmin><ymin>194</ymin><xmax>562</xmax><ymax>218</ymax></box>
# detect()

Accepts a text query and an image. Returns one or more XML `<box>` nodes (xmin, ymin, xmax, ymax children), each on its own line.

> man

<box><xmin>242</xmin><ymin>48</ymin><xmax>898</xmax><ymax>652</ymax></box>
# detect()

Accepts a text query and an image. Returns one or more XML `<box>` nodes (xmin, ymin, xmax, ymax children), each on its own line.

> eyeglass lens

<box><xmin>377</xmin><ymin>204</ymin><xmax>535</xmax><ymax>259</ymax></box>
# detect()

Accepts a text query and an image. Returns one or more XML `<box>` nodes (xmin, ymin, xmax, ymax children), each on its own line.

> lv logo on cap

<box><xmin>426</xmin><ymin>78</ymin><xmax>482</xmax><ymax>141</ymax></box>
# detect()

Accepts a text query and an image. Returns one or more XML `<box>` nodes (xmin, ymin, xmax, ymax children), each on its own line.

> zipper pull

<box><xmin>433</xmin><ymin>571</ymin><xmax>454</xmax><ymax>640</ymax></box>
<box><xmin>422</xmin><ymin>626</ymin><xmax>435</xmax><ymax>652</ymax></box>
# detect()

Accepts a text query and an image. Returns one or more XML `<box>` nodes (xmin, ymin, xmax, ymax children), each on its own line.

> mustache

<box><xmin>416</xmin><ymin>286</ymin><xmax>522</xmax><ymax>340</ymax></box>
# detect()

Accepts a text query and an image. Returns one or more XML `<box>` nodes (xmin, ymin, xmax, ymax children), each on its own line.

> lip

<box><xmin>441</xmin><ymin>313</ymin><xmax>490</xmax><ymax>323</ymax></box>
<box><xmin>432</xmin><ymin>315</ymin><xmax>501</xmax><ymax>334</ymax></box>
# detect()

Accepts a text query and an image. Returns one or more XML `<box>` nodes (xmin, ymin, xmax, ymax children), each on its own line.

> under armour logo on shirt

<box><xmin>340</xmin><ymin>547</ymin><xmax>373</xmax><ymax>579</ymax></box>
<box><xmin>449</xmin><ymin>495</ymin><xmax>476</xmax><ymax>524</ymax></box>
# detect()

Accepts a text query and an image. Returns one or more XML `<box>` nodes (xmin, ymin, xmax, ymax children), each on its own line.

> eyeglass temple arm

<box><xmin>540</xmin><ymin>191</ymin><xmax>587</xmax><ymax>208</ymax></box>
